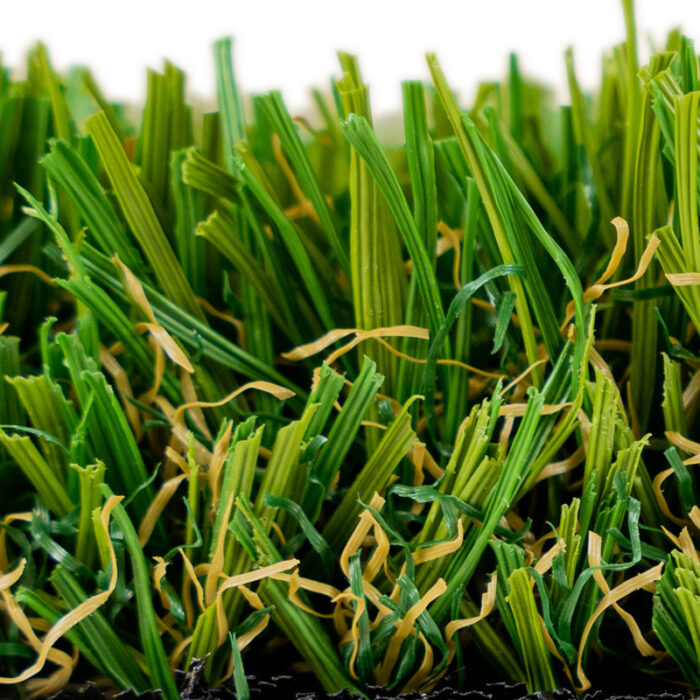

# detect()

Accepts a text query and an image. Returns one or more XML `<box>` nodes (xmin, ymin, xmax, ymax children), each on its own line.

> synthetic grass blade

<box><xmin>101</xmin><ymin>485</ymin><xmax>179</xmax><ymax>700</ymax></box>
<box><xmin>337</xmin><ymin>57</ymin><xmax>406</xmax><ymax>392</ymax></box>
<box><xmin>3</xmin><ymin>12</ymin><xmax>700</xmax><ymax>697</ymax></box>
<box><xmin>85</xmin><ymin>111</ymin><xmax>204</xmax><ymax>321</ymax></box>
<box><xmin>341</xmin><ymin>114</ymin><xmax>444</xmax><ymax>338</ymax></box>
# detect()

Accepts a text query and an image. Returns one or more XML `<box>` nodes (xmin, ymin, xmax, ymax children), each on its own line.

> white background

<box><xmin>2</xmin><ymin>1</ymin><xmax>700</xmax><ymax>115</ymax></box>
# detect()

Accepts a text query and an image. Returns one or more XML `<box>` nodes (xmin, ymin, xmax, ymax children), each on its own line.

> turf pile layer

<box><xmin>2</xmin><ymin>2</ymin><xmax>700</xmax><ymax>697</ymax></box>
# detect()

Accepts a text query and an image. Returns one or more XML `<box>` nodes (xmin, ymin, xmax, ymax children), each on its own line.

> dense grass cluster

<box><xmin>2</xmin><ymin>1</ymin><xmax>700</xmax><ymax>697</ymax></box>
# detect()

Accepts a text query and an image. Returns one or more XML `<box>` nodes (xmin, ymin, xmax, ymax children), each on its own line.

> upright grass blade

<box><xmin>189</xmin><ymin>422</ymin><xmax>263</xmax><ymax>667</ymax></box>
<box><xmin>41</xmin><ymin>139</ymin><xmax>143</xmax><ymax>270</ymax></box>
<box><xmin>233</xmin><ymin>157</ymin><xmax>336</xmax><ymax>333</ymax></box>
<box><xmin>655</xmin><ymin>225</ymin><xmax>700</xmax><ymax>332</ymax></box>
<box><xmin>427</xmin><ymin>54</ymin><xmax>568</xmax><ymax>383</ymax></box>
<box><xmin>255</xmin><ymin>90</ymin><xmax>350</xmax><ymax>276</ymax></box>
<box><xmin>442</xmin><ymin>180</ymin><xmax>479</xmax><ymax>441</ymax></box>
<box><xmin>101</xmin><ymin>485</ymin><xmax>179</xmax><ymax>700</ymax></box>
<box><xmin>397</xmin><ymin>80</ymin><xmax>438</xmax><ymax>403</ymax></box>
<box><xmin>341</xmin><ymin>114</ymin><xmax>444</xmax><ymax>338</ymax></box>
<box><xmin>197</xmin><ymin>210</ymin><xmax>293</xmax><ymax>334</ymax></box>
<box><xmin>402</xmin><ymin>81</ymin><xmax>438</xmax><ymax>261</ymax></box>
<box><xmin>34</xmin><ymin>43</ymin><xmax>75</xmax><ymax>146</ymax></box>
<box><xmin>254</xmin><ymin>406</ymin><xmax>316</xmax><ymax>536</ymax></box>
<box><xmin>233</xmin><ymin>498</ymin><xmax>358</xmax><ymax>694</ymax></box>
<box><xmin>180</xmin><ymin>146</ymin><xmax>239</xmax><ymax>202</ymax></box>
<box><xmin>212</xmin><ymin>36</ymin><xmax>280</xmax><ymax>416</ymax></box>
<box><xmin>564</xmin><ymin>48</ymin><xmax>615</xmax><ymax>245</ymax></box>
<box><xmin>303</xmin><ymin>356</ymin><xmax>384</xmax><ymax>522</ymax></box>
<box><xmin>422</xmin><ymin>264</ymin><xmax>524</xmax><ymax>436</ymax></box>
<box><xmin>654</xmin><ymin>552</ymin><xmax>700</xmax><ymax>691</ymax></box>
<box><xmin>431</xmin><ymin>388</ymin><xmax>545</xmax><ymax>623</ymax></box>
<box><xmin>73</xmin><ymin>462</ymin><xmax>104</xmax><ymax>566</ymax></box>
<box><xmin>671</xmin><ymin>93</ymin><xmax>700</xmax><ymax>270</ymax></box>
<box><xmin>506</xmin><ymin>568</ymin><xmax>557</xmax><ymax>692</ymax></box>
<box><xmin>619</xmin><ymin>0</ymin><xmax>642</xmax><ymax>222</ymax></box>
<box><xmin>322</xmin><ymin>395</ymin><xmax>418</xmax><ymax>551</ymax></box>
<box><xmin>654</xmin><ymin>93</ymin><xmax>700</xmax><ymax>331</ymax></box>
<box><xmin>0</xmin><ymin>336</ymin><xmax>23</xmax><ymax>426</ymax></box>
<box><xmin>480</xmin><ymin>112</ymin><xmax>580</xmax><ymax>256</ymax></box>
<box><xmin>337</xmin><ymin>55</ymin><xmax>406</xmax><ymax>392</ymax></box>
<box><xmin>83</xmin><ymin>371</ymin><xmax>155</xmax><ymax>515</ymax></box>
<box><xmin>627</xmin><ymin>54</ymin><xmax>670</xmax><ymax>433</ymax></box>
<box><xmin>0</xmin><ymin>432</ymin><xmax>72</xmax><ymax>517</ymax></box>
<box><xmin>138</xmin><ymin>69</ymin><xmax>170</xmax><ymax>207</ymax></box>
<box><xmin>6</xmin><ymin>374</ymin><xmax>76</xmax><ymax>480</ymax></box>
<box><xmin>662</xmin><ymin>353</ymin><xmax>687</xmax><ymax>436</ymax></box>
<box><xmin>213</xmin><ymin>38</ymin><xmax>246</xmax><ymax>170</ymax></box>
<box><xmin>170</xmin><ymin>149</ymin><xmax>206</xmax><ymax>295</ymax></box>
<box><xmin>85</xmin><ymin>111</ymin><xmax>204</xmax><ymax>320</ymax></box>
<box><xmin>137</xmin><ymin>63</ymin><xmax>191</xmax><ymax>211</ymax></box>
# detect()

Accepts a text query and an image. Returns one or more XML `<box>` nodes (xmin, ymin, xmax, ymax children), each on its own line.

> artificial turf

<box><xmin>2</xmin><ymin>2</ymin><xmax>700</xmax><ymax>697</ymax></box>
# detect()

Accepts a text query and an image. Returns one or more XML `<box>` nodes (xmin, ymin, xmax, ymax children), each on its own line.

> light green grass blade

<box><xmin>341</xmin><ymin>113</ymin><xmax>444</xmax><ymax>338</ymax></box>
<box><xmin>101</xmin><ymin>485</ymin><xmax>179</xmax><ymax>700</ymax></box>
<box><xmin>322</xmin><ymin>395</ymin><xmax>418</xmax><ymax>551</ymax></box>
<box><xmin>85</xmin><ymin>111</ymin><xmax>204</xmax><ymax>320</ymax></box>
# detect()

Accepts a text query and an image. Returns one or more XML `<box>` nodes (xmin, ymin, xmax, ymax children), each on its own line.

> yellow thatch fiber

<box><xmin>179</xmin><ymin>547</ymin><xmax>206</xmax><ymax>627</ymax></box>
<box><xmin>196</xmin><ymin>296</ymin><xmax>245</xmax><ymax>345</ymax></box>
<box><xmin>0</xmin><ymin>264</ymin><xmax>57</xmax><ymax>287</ymax></box>
<box><xmin>665</xmin><ymin>272</ymin><xmax>700</xmax><ymax>286</ymax></box>
<box><xmin>208</xmin><ymin>421</ymin><xmax>235</xmax><ymax>511</ymax></box>
<box><xmin>575</xmin><ymin>532</ymin><xmax>663</xmax><ymax>690</ymax></box>
<box><xmin>587</xmin><ymin>533</ymin><xmax>663</xmax><ymax>659</ymax></box>
<box><xmin>376</xmin><ymin>579</ymin><xmax>447</xmax><ymax>685</ymax></box>
<box><xmin>179</xmin><ymin>369</ymin><xmax>211</xmax><ymax>439</ymax></box>
<box><xmin>404</xmin><ymin>221</ymin><xmax>463</xmax><ymax>291</ymax></box>
<box><xmin>662</xmin><ymin>526</ymin><xmax>699</xmax><ymax>563</ymax></box>
<box><xmin>212</xmin><ymin>559</ymin><xmax>299</xmax><ymax>647</ymax></box>
<box><xmin>666</xmin><ymin>431</ymin><xmax>700</xmax><ymax>464</ymax></box>
<box><xmin>276</xmin><ymin>571</ymin><xmax>342</xmax><ymax>619</ymax></box>
<box><xmin>173</xmin><ymin>381</ymin><xmax>295</xmax><ymax>428</ymax></box>
<box><xmin>689</xmin><ymin>506</ymin><xmax>700</xmax><ymax>531</ymax></box>
<box><xmin>534</xmin><ymin>445</ymin><xmax>585</xmax><ymax>485</ymax></box>
<box><xmin>443</xmin><ymin>575</ymin><xmax>498</xmax><ymax>666</ymax></box>
<box><xmin>269</xmin><ymin>492</ymin><xmax>498</xmax><ymax>691</ymax></box>
<box><xmin>114</xmin><ymin>255</ymin><xmax>194</xmax><ymax>373</ymax></box>
<box><xmin>414</xmin><ymin>519</ymin><xmax>464</xmax><ymax>565</ymax></box>
<box><xmin>138</xmin><ymin>474</ymin><xmax>188</xmax><ymax>547</ymax></box>
<box><xmin>562</xmin><ymin>217</ymin><xmax>661</xmax><ymax>331</ymax></box>
<box><xmin>99</xmin><ymin>344</ymin><xmax>142</xmax><ymax>439</ymax></box>
<box><xmin>0</xmin><ymin>496</ymin><xmax>122</xmax><ymax>696</ymax></box>
<box><xmin>282</xmin><ymin>325</ymin><xmax>504</xmax><ymax>379</ymax></box>
<box><xmin>152</xmin><ymin>381</ymin><xmax>292</xmax><ymax>482</ymax></box>
<box><xmin>282</xmin><ymin>326</ymin><xmax>428</xmax><ymax>364</ymax></box>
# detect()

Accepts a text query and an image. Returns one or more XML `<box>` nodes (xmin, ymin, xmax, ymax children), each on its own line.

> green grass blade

<box><xmin>304</xmin><ymin>356</ymin><xmax>384</xmax><ymax>522</ymax></box>
<box><xmin>101</xmin><ymin>485</ymin><xmax>179</xmax><ymax>700</ymax></box>
<box><xmin>41</xmin><ymin>138</ymin><xmax>143</xmax><ymax>270</ymax></box>
<box><xmin>85</xmin><ymin>111</ymin><xmax>204</xmax><ymax>320</ymax></box>
<box><xmin>337</xmin><ymin>63</ymin><xmax>406</xmax><ymax>391</ymax></box>
<box><xmin>322</xmin><ymin>395</ymin><xmax>418</xmax><ymax>551</ymax></box>
<box><xmin>506</xmin><ymin>568</ymin><xmax>556</xmax><ymax>692</ymax></box>
<box><xmin>341</xmin><ymin>114</ymin><xmax>444</xmax><ymax>338</ymax></box>
<box><xmin>0</xmin><ymin>431</ymin><xmax>73</xmax><ymax>516</ymax></box>
<box><xmin>255</xmin><ymin>91</ymin><xmax>350</xmax><ymax>276</ymax></box>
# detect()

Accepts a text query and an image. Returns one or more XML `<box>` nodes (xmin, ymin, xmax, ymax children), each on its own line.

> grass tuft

<box><xmin>2</xmin><ymin>3</ymin><xmax>700</xmax><ymax>697</ymax></box>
